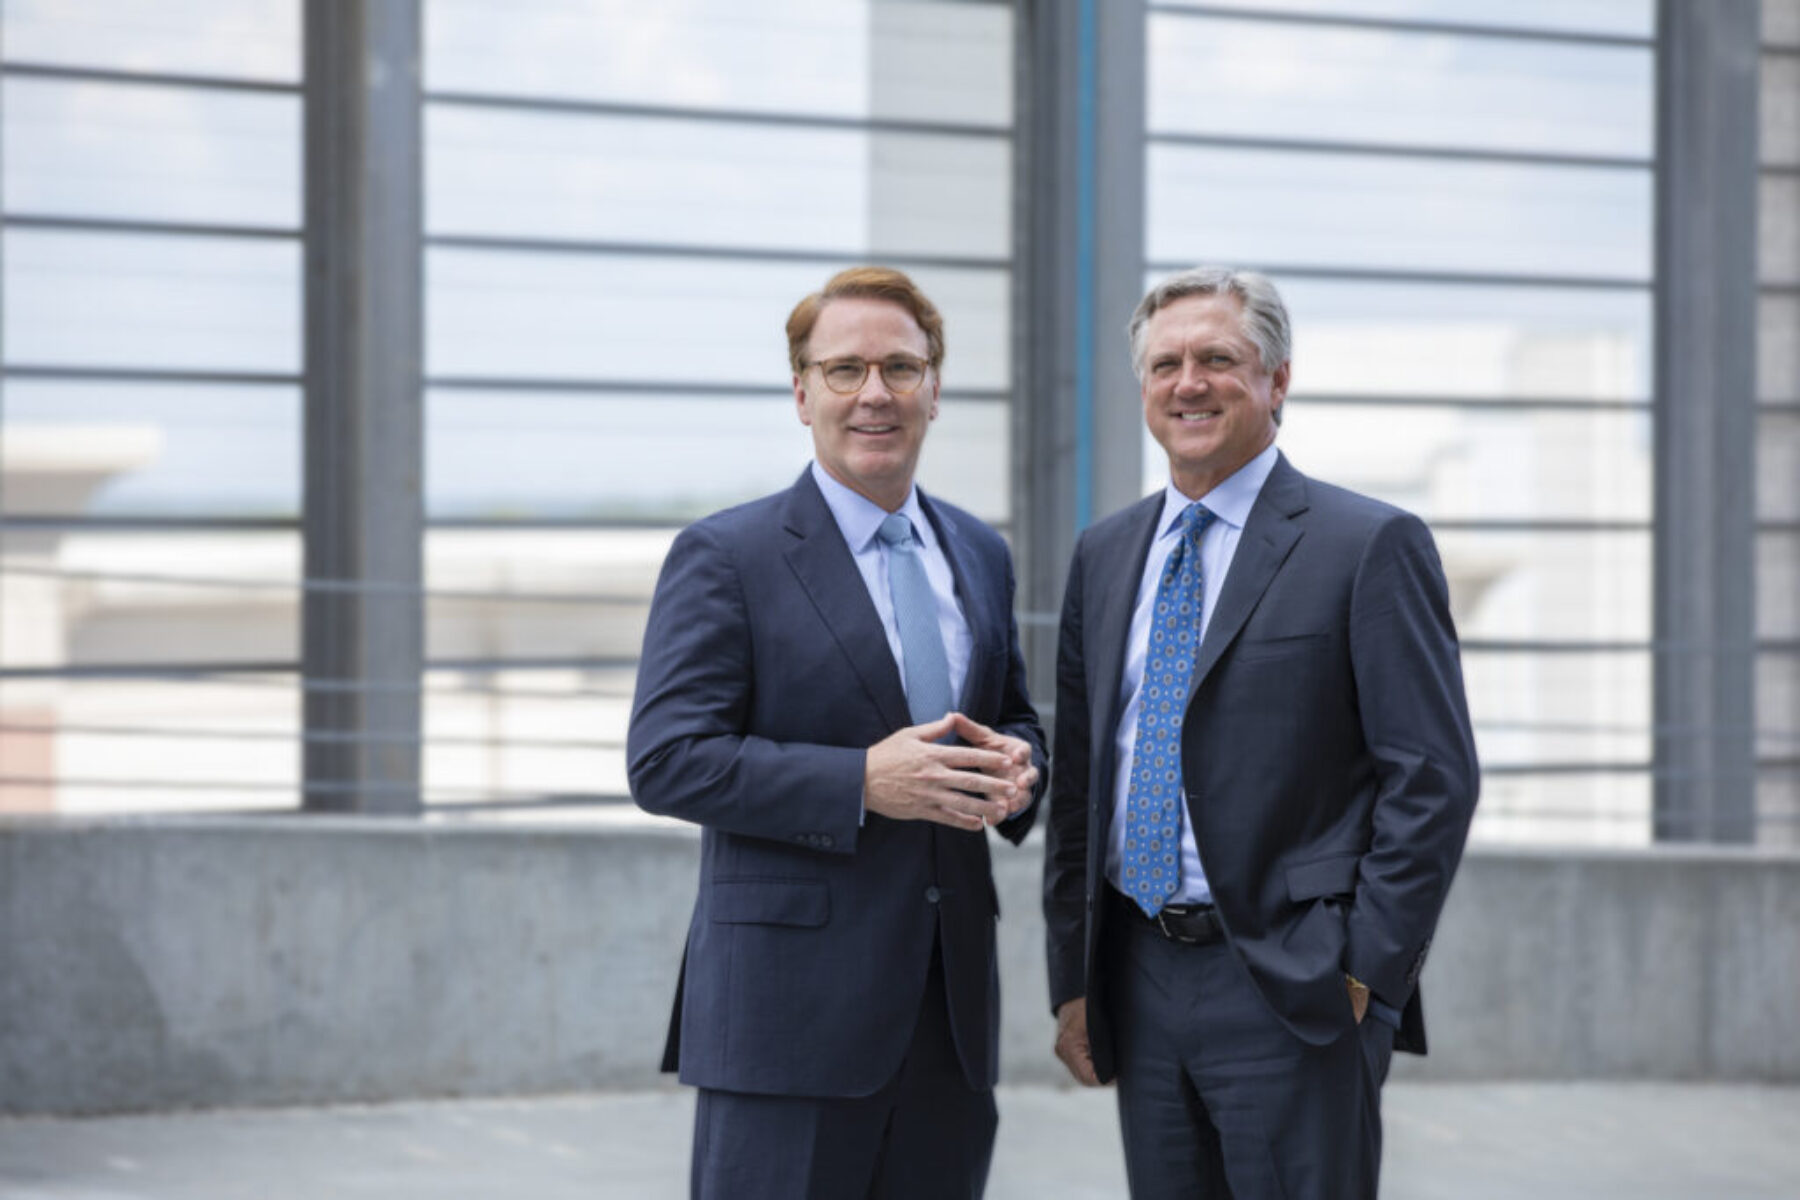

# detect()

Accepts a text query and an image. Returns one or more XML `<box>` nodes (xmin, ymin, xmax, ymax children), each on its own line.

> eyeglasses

<box><xmin>803</xmin><ymin>355</ymin><xmax>931</xmax><ymax>396</ymax></box>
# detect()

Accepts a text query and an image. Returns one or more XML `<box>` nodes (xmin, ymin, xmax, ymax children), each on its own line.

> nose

<box><xmin>856</xmin><ymin>366</ymin><xmax>895</xmax><ymax>402</ymax></box>
<box><xmin>1175</xmin><ymin>358</ymin><xmax>1208</xmax><ymax>394</ymax></box>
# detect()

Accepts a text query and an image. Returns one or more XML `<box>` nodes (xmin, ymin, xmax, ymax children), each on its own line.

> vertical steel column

<box><xmin>1653</xmin><ymin>0</ymin><xmax>1760</xmax><ymax>841</ymax></box>
<box><xmin>1013</xmin><ymin>0</ymin><xmax>1147</xmax><ymax>693</ymax></box>
<box><xmin>302</xmin><ymin>0</ymin><xmax>425</xmax><ymax>813</ymax></box>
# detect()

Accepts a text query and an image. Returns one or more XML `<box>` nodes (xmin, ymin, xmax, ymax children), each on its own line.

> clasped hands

<box><xmin>864</xmin><ymin>712</ymin><xmax>1039</xmax><ymax>832</ymax></box>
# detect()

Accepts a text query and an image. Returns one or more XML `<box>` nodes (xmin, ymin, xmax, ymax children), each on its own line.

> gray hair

<box><xmin>1127</xmin><ymin>266</ymin><xmax>1292</xmax><ymax>380</ymax></box>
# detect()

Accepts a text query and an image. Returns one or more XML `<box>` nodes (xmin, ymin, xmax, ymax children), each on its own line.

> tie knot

<box><xmin>1178</xmin><ymin>503</ymin><xmax>1215</xmax><ymax>541</ymax></box>
<box><xmin>878</xmin><ymin>512</ymin><xmax>918</xmax><ymax>549</ymax></box>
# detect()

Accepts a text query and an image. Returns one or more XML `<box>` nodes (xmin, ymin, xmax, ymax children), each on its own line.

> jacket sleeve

<box><xmin>1044</xmin><ymin>535</ymin><xmax>1094</xmax><ymax>1012</ymax></box>
<box><xmin>626</xmin><ymin>522</ymin><xmax>866</xmax><ymax>854</ymax></box>
<box><xmin>1342</xmin><ymin>512</ymin><xmax>1480</xmax><ymax>1005</ymax></box>
<box><xmin>992</xmin><ymin>540</ymin><xmax>1049</xmax><ymax>846</ymax></box>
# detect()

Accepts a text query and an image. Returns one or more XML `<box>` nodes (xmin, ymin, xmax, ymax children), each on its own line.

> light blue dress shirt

<box><xmin>1105</xmin><ymin>443</ymin><xmax>1280</xmax><ymax>905</ymax></box>
<box><xmin>810</xmin><ymin>461</ymin><xmax>973</xmax><ymax>711</ymax></box>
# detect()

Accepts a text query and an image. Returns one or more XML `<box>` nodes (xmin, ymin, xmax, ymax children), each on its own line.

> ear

<box><xmin>794</xmin><ymin>375</ymin><xmax>813</xmax><ymax>426</ymax></box>
<box><xmin>926</xmin><ymin>373</ymin><xmax>941</xmax><ymax>421</ymax></box>
<box><xmin>1270</xmin><ymin>361</ymin><xmax>1291</xmax><ymax>415</ymax></box>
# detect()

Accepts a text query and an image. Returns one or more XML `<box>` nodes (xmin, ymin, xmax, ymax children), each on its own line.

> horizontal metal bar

<box><xmin>1143</xmin><ymin>261</ymin><xmax>1653</xmax><ymax>291</ymax></box>
<box><xmin>1291</xmin><ymin>392</ymin><xmax>1649</xmax><ymax>412</ymax></box>
<box><xmin>1478</xmin><ymin>761</ymin><xmax>1651</xmax><ymax>775</ymax></box>
<box><xmin>0</xmin><ymin>664</ymin><xmax>639</xmax><ymax>700</ymax></box>
<box><xmin>0</xmin><ymin>562</ymin><xmax>649</xmax><ymax>605</ymax></box>
<box><xmin>428</xmin><ymin>233</ymin><xmax>1011</xmax><ymax>272</ymax></box>
<box><xmin>1461</xmin><ymin>640</ymin><xmax>1649</xmax><ymax>654</ymax></box>
<box><xmin>424</xmin><ymin>792</ymin><xmax>634</xmax><ymax>812</ymax></box>
<box><xmin>1</xmin><ymin>61</ymin><xmax>302</xmax><ymax>95</ymax></box>
<box><xmin>427</xmin><ymin>375</ymin><xmax>787</xmax><ymax>397</ymax></box>
<box><xmin>425</xmin><ymin>375</ymin><xmax>1010</xmax><ymax>403</ymax></box>
<box><xmin>1146</xmin><ymin>4</ymin><xmax>1655</xmax><ymax>49</ymax></box>
<box><xmin>0</xmin><ymin>720</ymin><xmax>622</xmax><ymax>753</ymax></box>
<box><xmin>1424</xmin><ymin>519</ymin><xmax>1651</xmax><ymax>533</ymax></box>
<box><xmin>4</xmin><ymin>214</ymin><xmax>300</xmax><ymax>241</ymax></box>
<box><xmin>2</xmin><ymin>365</ymin><xmax>301</xmax><ymax>386</ymax></box>
<box><xmin>425</xmin><ymin>90</ymin><xmax>1011</xmax><ymax>140</ymax></box>
<box><xmin>1</xmin><ymin>515</ymin><xmax>300</xmax><ymax>532</ymax></box>
<box><xmin>1758</xmin><ymin>401</ymin><xmax>1800</xmax><ymax>415</ymax></box>
<box><xmin>0</xmin><ymin>774</ymin><xmax>633</xmax><ymax>805</ymax></box>
<box><xmin>1147</xmin><ymin>130</ymin><xmax>1651</xmax><ymax>172</ymax></box>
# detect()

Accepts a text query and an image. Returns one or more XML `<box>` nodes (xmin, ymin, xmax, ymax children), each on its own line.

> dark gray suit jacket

<box><xmin>630</xmin><ymin>468</ymin><xmax>1046</xmax><ymax>1097</ymax></box>
<box><xmin>1045</xmin><ymin>453</ymin><xmax>1478</xmax><ymax>1076</ymax></box>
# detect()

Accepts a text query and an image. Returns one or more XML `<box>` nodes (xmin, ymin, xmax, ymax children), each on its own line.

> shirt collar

<box><xmin>810</xmin><ymin>460</ymin><xmax>933</xmax><ymax>553</ymax></box>
<box><xmin>1156</xmin><ymin>442</ymin><xmax>1281</xmax><ymax>538</ymax></box>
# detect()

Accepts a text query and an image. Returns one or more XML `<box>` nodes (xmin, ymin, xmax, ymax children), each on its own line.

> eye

<box><xmin>822</xmin><ymin>359</ymin><xmax>868</xmax><ymax>391</ymax></box>
<box><xmin>1150</xmin><ymin>357</ymin><xmax>1179</xmax><ymax>376</ymax></box>
<box><xmin>881</xmin><ymin>358</ymin><xmax>925</xmax><ymax>390</ymax></box>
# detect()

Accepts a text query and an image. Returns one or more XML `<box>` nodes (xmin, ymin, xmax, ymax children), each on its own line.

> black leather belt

<box><xmin>1109</xmin><ymin>886</ymin><xmax>1225</xmax><ymax>946</ymax></box>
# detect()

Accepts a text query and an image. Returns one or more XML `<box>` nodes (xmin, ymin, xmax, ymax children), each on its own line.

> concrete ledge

<box><xmin>2</xmin><ymin>818</ymin><xmax>1796</xmax><ymax>1115</ymax></box>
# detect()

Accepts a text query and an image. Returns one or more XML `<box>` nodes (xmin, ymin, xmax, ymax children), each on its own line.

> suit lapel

<box><xmin>780</xmin><ymin>471</ymin><xmax>913</xmax><ymax>730</ymax></box>
<box><xmin>1190</xmin><ymin>453</ymin><xmax>1308</xmax><ymax>691</ymax></box>
<box><xmin>919</xmin><ymin>491</ymin><xmax>991</xmax><ymax>714</ymax></box>
<box><xmin>1090</xmin><ymin>494</ymin><xmax>1166</xmax><ymax>792</ymax></box>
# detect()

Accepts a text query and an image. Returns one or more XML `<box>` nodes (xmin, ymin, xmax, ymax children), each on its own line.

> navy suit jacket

<box><xmin>1045</xmin><ymin>453</ymin><xmax>1478</xmax><ymax>1076</ymax></box>
<box><xmin>629</xmin><ymin>468</ymin><xmax>1046</xmax><ymax>1098</ymax></box>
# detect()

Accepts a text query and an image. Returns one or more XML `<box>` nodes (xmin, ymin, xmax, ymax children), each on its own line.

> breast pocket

<box><xmin>1232</xmin><ymin>631</ymin><xmax>1332</xmax><ymax>665</ymax></box>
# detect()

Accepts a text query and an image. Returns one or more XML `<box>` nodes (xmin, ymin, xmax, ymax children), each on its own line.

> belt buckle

<box><xmin>1156</xmin><ymin>907</ymin><xmax>1199</xmax><ymax>945</ymax></box>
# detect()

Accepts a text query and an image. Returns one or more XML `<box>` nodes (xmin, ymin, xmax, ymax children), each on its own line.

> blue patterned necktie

<box><xmin>878</xmin><ymin>513</ymin><xmax>954</xmax><ymax>724</ymax></box>
<box><xmin>1121</xmin><ymin>502</ymin><xmax>1215</xmax><ymax>917</ymax></box>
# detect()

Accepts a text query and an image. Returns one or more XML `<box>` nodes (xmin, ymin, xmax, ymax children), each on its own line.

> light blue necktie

<box><xmin>878</xmin><ymin>512</ymin><xmax>954</xmax><ymax>725</ymax></box>
<box><xmin>1121</xmin><ymin>502</ymin><xmax>1215</xmax><ymax>917</ymax></box>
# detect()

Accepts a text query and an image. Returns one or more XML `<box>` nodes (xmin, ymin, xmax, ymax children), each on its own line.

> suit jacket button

<box><xmin>925</xmin><ymin>886</ymin><xmax>942</xmax><ymax>903</ymax></box>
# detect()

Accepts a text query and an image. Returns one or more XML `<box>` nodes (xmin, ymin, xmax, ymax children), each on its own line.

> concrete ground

<box><xmin>3</xmin><ymin>1083</ymin><xmax>1798</xmax><ymax>1199</ymax></box>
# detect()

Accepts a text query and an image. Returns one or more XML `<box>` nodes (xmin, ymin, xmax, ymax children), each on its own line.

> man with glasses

<box><xmin>630</xmin><ymin>265</ymin><xmax>1046</xmax><ymax>1198</ymax></box>
<box><xmin>1044</xmin><ymin>266</ymin><xmax>1478</xmax><ymax>1198</ymax></box>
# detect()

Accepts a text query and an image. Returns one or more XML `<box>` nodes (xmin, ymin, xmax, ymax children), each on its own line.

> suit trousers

<box><xmin>1102</xmin><ymin>889</ymin><xmax>1394</xmax><ymax>1200</ymax></box>
<box><xmin>690</xmin><ymin>939</ymin><xmax>998</xmax><ymax>1200</ymax></box>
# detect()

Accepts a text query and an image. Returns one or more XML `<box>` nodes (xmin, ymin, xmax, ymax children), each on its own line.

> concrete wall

<box><xmin>2</xmin><ymin>817</ymin><xmax>1796</xmax><ymax>1115</ymax></box>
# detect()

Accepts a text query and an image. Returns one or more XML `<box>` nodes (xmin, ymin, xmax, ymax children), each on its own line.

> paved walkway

<box><xmin>4</xmin><ymin>1083</ymin><xmax>1798</xmax><ymax>1198</ymax></box>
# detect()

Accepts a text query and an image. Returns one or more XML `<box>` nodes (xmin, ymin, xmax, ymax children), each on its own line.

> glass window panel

<box><xmin>0</xmin><ymin>673</ymin><xmax>299</xmax><ymax>816</ymax></box>
<box><xmin>45</xmin><ymin>531</ymin><xmax>299</xmax><ymax>664</ymax></box>
<box><xmin>1765</xmin><ymin>54</ymin><xmax>1800</xmax><ymax>168</ymax></box>
<box><xmin>1761</xmin><ymin>174</ymin><xmax>1800</xmax><ymax>285</ymax></box>
<box><xmin>1759</xmin><ymin>412</ymin><xmax>1800</xmax><ymax>523</ymax></box>
<box><xmin>1276</xmin><ymin>405</ymin><xmax>1650</xmax><ymax>523</ymax></box>
<box><xmin>427</xmin><ymin>391</ymin><xmax>1008</xmax><ymax>525</ymax></box>
<box><xmin>1471</xmin><ymin>772</ymin><xmax>1653</xmax><ymax>848</ymax></box>
<box><xmin>1153</xmin><ymin>0</ymin><xmax>1653</xmax><ymax>38</ymax></box>
<box><xmin>427</xmin><ymin>107</ymin><xmax>1008</xmax><ymax>259</ymax></box>
<box><xmin>1149</xmin><ymin>14</ymin><xmax>1651</xmax><ymax>158</ymax></box>
<box><xmin>1758</xmin><ymin>655</ymin><xmax>1800</xmax><ymax>767</ymax></box>
<box><xmin>422</xmin><ymin>663</ymin><xmax>635</xmax><ymax>809</ymax></box>
<box><xmin>2</xmin><ymin>229</ymin><xmax>300</xmax><ymax>372</ymax></box>
<box><xmin>426</xmin><ymin>250</ymin><xmax>1009</xmax><ymax>391</ymax></box>
<box><xmin>424</xmin><ymin>0</ymin><xmax>1011</xmax><ymax>127</ymax></box>
<box><xmin>1769</xmin><ymin>0</ymin><xmax>1800</xmax><ymax>46</ymax></box>
<box><xmin>1759</xmin><ymin>293</ymin><xmax>1800</xmax><ymax>401</ymax></box>
<box><xmin>1434</xmin><ymin>529</ymin><xmax>1650</xmax><ymax>640</ymax></box>
<box><xmin>2</xmin><ymin>78</ymin><xmax>300</xmax><ymax>228</ymax></box>
<box><xmin>1463</xmin><ymin>648</ymin><xmax>1651</xmax><ymax>768</ymax></box>
<box><xmin>1</xmin><ymin>381</ymin><xmax>298</xmax><ymax>517</ymax></box>
<box><xmin>1147</xmin><ymin>146</ymin><xmax>1652</xmax><ymax>281</ymax></box>
<box><xmin>0</xmin><ymin>0</ymin><xmax>300</xmax><ymax>82</ymax></box>
<box><xmin>1757</xmin><ymin>773</ymin><xmax>1800</xmax><ymax>851</ymax></box>
<box><xmin>1147</xmin><ymin>276</ymin><xmax>1649</xmax><ymax>401</ymax></box>
<box><xmin>1760</xmin><ymin>532</ymin><xmax>1800</xmax><ymax>640</ymax></box>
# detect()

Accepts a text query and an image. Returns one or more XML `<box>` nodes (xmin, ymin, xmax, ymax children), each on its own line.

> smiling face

<box><xmin>1139</xmin><ymin>292</ymin><xmax>1289</xmax><ymax>499</ymax></box>
<box><xmin>794</xmin><ymin>296</ymin><xmax>940</xmax><ymax>512</ymax></box>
